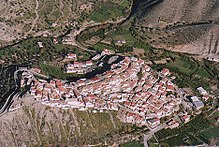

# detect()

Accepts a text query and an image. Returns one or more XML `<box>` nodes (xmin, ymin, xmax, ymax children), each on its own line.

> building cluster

<box><xmin>165</xmin><ymin>114</ymin><xmax>191</xmax><ymax>129</ymax></box>
<box><xmin>114</xmin><ymin>61</ymin><xmax>181</xmax><ymax>128</ymax></box>
<box><xmin>186</xmin><ymin>87</ymin><xmax>213</xmax><ymax>111</ymax></box>
<box><xmin>197</xmin><ymin>87</ymin><xmax>214</xmax><ymax>102</ymax></box>
<box><xmin>166</xmin><ymin>120</ymin><xmax>179</xmax><ymax>129</ymax></box>
<box><xmin>189</xmin><ymin>96</ymin><xmax>204</xmax><ymax>110</ymax></box>
<box><xmin>65</xmin><ymin>53</ymin><xmax>77</xmax><ymax>61</ymax></box>
<box><xmin>66</xmin><ymin>60</ymin><xmax>94</xmax><ymax>74</ymax></box>
<box><xmin>23</xmin><ymin>54</ymin><xmax>182</xmax><ymax>127</ymax></box>
<box><xmin>63</xmin><ymin>53</ymin><xmax>94</xmax><ymax>74</ymax></box>
<box><xmin>64</xmin><ymin>49</ymin><xmax>114</xmax><ymax>74</ymax></box>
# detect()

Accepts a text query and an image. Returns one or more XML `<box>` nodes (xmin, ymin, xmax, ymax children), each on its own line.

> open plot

<box><xmin>110</xmin><ymin>32</ymin><xmax>137</xmax><ymax>46</ymax></box>
<box><xmin>165</xmin><ymin>57</ymin><xmax>198</xmax><ymax>75</ymax></box>
<box><xmin>93</xmin><ymin>42</ymin><xmax>115</xmax><ymax>52</ymax></box>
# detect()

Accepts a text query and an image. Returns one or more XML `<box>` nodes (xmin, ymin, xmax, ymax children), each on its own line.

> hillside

<box><xmin>135</xmin><ymin>0</ymin><xmax>219</xmax><ymax>60</ymax></box>
<box><xmin>0</xmin><ymin>96</ymin><xmax>144</xmax><ymax>146</ymax></box>
<box><xmin>0</xmin><ymin>0</ymin><xmax>131</xmax><ymax>46</ymax></box>
<box><xmin>138</xmin><ymin>0</ymin><xmax>219</xmax><ymax>26</ymax></box>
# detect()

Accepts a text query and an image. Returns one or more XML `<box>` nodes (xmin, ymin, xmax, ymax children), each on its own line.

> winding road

<box><xmin>25</xmin><ymin>0</ymin><xmax>39</xmax><ymax>36</ymax></box>
<box><xmin>32</xmin><ymin>0</ymin><xmax>40</xmax><ymax>30</ymax></box>
<box><xmin>0</xmin><ymin>68</ymin><xmax>49</xmax><ymax>116</ymax></box>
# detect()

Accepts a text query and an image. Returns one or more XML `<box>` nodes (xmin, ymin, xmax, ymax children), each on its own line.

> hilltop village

<box><xmin>20</xmin><ymin>49</ymin><xmax>213</xmax><ymax>129</ymax></box>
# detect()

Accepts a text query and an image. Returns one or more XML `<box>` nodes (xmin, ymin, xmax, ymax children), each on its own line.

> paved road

<box><xmin>118</xmin><ymin>103</ymin><xmax>168</xmax><ymax>147</ymax></box>
<box><xmin>0</xmin><ymin>67</ymin><xmax>20</xmax><ymax>115</ymax></box>
<box><xmin>143</xmin><ymin>123</ymin><xmax>167</xmax><ymax>147</ymax></box>
<box><xmin>0</xmin><ymin>89</ymin><xmax>19</xmax><ymax>115</ymax></box>
<box><xmin>0</xmin><ymin>68</ymin><xmax>49</xmax><ymax>116</ymax></box>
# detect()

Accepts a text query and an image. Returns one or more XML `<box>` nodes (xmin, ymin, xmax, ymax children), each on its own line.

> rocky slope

<box><xmin>135</xmin><ymin>0</ymin><xmax>219</xmax><ymax>60</ymax></box>
<box><xmin>138</xmin><ymin>0</ymin><xmax>219</xmax><ymax>26</ymax></box>
<box><xmin>0</xmin><ymin>96</ymin><xmax>134</xmax><ymax>146</ymax></box>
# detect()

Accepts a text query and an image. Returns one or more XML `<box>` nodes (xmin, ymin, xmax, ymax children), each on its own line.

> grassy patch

<box><xmin>40</xmin><ymin>64</ymin><xmax>82</xmax><ymax>79</ymax></box>
<box><xmin>155</xmin><ymin>115</ymin><xmax>217</xmax><ymax>146</ymax></box>
<box><xmin>120</xmin><ymin>0</ymin><xmax>131</xmax><ymax>8</ymax></box>
<box><xmin>41</xmin><ymin>64</ymin><xmax>65</xmax><ymax>79</ymax></box>
<box><xmin>93</xmin><ymin>42</ymin><xmax>115</xmax><ymax>52</ymax></box>
<box><xmin>150</xmin><ymin>53</ymin><xmax>216</xmax><ymax>90</ymax></box>
<box><xmin>109</xmin><ymin>30</ymin><xmax>138</xmax><ymax>46</ymax></box>
<box><xmin>199</xmin><ymin>127</ymin><xmax>219</xmax><ymax>140</ymax></box>
<box><xmin>165</xmin><ymin>57</ymin><xmax>197</xmax><ymax>75</ymax></box>
<box><xmin>0</xmin><ymin>36</ymin><xmax>94</xmax><ymax>65</ymax></box>
<box><xmin>207</xmin><ymin>111</ymin><xmax>219</xmax><ymax>125</ymax></box>
<box><xmin>48</xmin><ymin>10</ymin><xmax>62</xmax><ymax>23</ymax></box>
<box><xmin>38</xmin><ymin>1</ymin><xmax>54</xmax><ymax>16</ymax></box>
<box><xmin>0</xmin><ymin>37</ymin><xmax>61</xmax><ymax>63</ymax></box>
<box><xmin>90</xmin><ymin>2</ymin><xmax>126</xmax><ymax>22</ymax></box>
<box><xmin>148</xmin><ymin>136</ymin><xmax>159</xmax><ymax>147</ymax></box>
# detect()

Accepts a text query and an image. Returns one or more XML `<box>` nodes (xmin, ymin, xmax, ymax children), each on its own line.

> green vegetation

<box><xmin>108</xmin><ymin>26</ymin><xmax>138</xmax><ymax>46</ymax></box>
<box><xmin>164</xmin><ymin>56</ymin><xmax>210</xmax><ymax>78</ymax></box>
<box><xmin>93</xmin><ymin>42</ymin><xmax>115</xmax><ymax>52</ymax></box>
<box><xmin>133</xmin><ymin>40</ymin><xmax>152</xmax><ymax>51</ymax></box>
<box><xmin>162</xmin><ymin>56</ymin><xmax>213</xmax><ymax>90</ymax></box>
<box><xmin>0</xmin><ymin>36</ymin><xmax>95</xmax><ymax>81</ymax></box>
<box><xmin>198</xmin><ymin>127</ymin><xmax>219</xmax><ymax>141</ymax></box>
<box><xmin>0</xmin><ymin>37</ymin><xmax>69</xmax><ymax>64</ymax></box>
<box><xmin>40</xmin><ymin>64</ymin><xmax>85</xmax><ymax>80</ymax></box>
<box><xmin>78</xmin><ymin>28</ymin><xmax>105</xmax><ymax>42</ymax></box>
<box><xmin>148</xmin><ymin>136</ymin><xmax>159</xmax><ymax>147</ymax></box>
<box><xmin>78</xmin><ymin>21</ymin><xmax>139</xmax><ymax>53</ymax></box>
<box><xmin>207</xmin><ymin>111</ymin><xmax>219</xmax><ymax>123</ymax></box>
<box><xmin>41</xmin><ymin>64</ymin><xmax>67</xmax><ymax>79</ymax></box>
<box><xmin>155</xmin><ymin>115</ymin><xmax>218</xmax><ymax>146</ymax></box>
<box><xmin>148</xmin><ymin>50</ymin><xmax>218</xmax><ymax>91</ymax></box>
<box><xmin>90</xmin><ymin>1</ymin><xmax>129</xmax><ymax>22</ymax></box>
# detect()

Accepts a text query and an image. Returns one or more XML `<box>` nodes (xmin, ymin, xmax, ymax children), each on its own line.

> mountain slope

<box><xmin>138</xmin><ymin>0</ymin><xmax>219</xmax><ymax>26</ymax></box>
<box><xmin>0</xmin><ymin>0</ymin><xmax>131</xmax><ymax>46</ymax></box>
<box><xmin>135</xmin><ymin>0</ymin><xmax>219</xmax><ymax>60</ymax></box>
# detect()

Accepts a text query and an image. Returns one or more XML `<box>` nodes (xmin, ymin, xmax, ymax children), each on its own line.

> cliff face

<box><xmin>135</xmin><ymin>0</ymin><xmax>219</xmax><ymax>59</ymax></box>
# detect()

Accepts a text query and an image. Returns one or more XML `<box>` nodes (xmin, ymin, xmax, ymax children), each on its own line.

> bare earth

<box><xmin>137</xmin><ymin>0</ymin><xmax>219</xmax><ymax>60</ymax></box>
<box><xmin>0</xmin><ymin>94</ymin><xmax>128</xmax><ymax>146</ymax></box>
